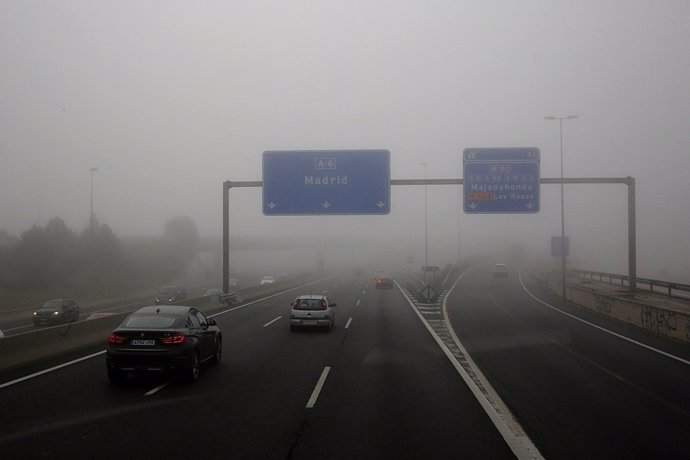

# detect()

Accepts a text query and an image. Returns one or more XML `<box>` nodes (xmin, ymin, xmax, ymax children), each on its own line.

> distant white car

<box><xmin>493</xmin><ymin>263</ymin><xmax>509</xmax><ymax>277</ymax></box>
<box><xmin>0</xmin><ymin>328</ymin><xmax>5</xmax><ymax>338</ymax></box>
<box><xmin>261</xmin><ymin>276</ymin><xmax>275</xmax><ymax>285</ymax></box>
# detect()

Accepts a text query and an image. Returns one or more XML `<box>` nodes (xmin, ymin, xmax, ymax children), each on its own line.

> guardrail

<box><xmin>572</xmin><ymin>269</ymin><xmax>690</xmax><ymax>300</ymax></box>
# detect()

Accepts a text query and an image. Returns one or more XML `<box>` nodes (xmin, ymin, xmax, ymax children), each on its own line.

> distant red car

<box><xmin>376</xmin><ymin>276</ymin><xmax>394</xmax><ymax>289</ymax></box>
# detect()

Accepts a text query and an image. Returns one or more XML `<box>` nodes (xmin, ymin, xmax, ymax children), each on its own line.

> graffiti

<box><xmin>640</xmin><ymin>306</ymin><xmax>677</xmax><ymax>336</ymax></box>
<box><xmin>594</xmin><ymin>294</ymin><xmax>613</xmax><ymax>315</ymax></box>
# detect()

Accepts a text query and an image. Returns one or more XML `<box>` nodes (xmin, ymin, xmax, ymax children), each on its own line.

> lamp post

<box><xmin>420</xmin><ymin>162</ymin><xmax>429</xmax><ymax>283</ymax></box>
<box><xmin>544</xmin><ymin>115</ymin><xmax>577</xmax><ymax>301</ymax></box>
<box><xmin>90</xmin><ymin>167</ymin><xmax>98</xmax><ymax>235</ymax></box>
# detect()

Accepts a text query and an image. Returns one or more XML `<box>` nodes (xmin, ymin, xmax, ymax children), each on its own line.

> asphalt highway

<box><xmin>3</xmin><ymin>264</ymin><xmax>690</xmax><ymax>459</ymax></box>
<box><xmin>0</xmin><ymin>273</ymin><xmax>514</xmax><ymax>459</ymax></box>
<box><xmin>447</xmin><ymin>263</ymin><xmax>690</xmax><ymax>459</ymax></box>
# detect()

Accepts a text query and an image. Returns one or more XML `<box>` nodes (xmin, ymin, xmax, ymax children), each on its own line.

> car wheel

<box><xmin>185</xmin><ymin>351</ymin><xmax>200</xmax><ymax>382</ymax></box>
<box><xmin>210</xmin><ymin>339</ymin><xmax>222</xmax><ymax>366</ymax></box>
<box><xmin>108</xmin><ymin>368</ymin><xmax>125</xmax><ymax>383</ymax></box>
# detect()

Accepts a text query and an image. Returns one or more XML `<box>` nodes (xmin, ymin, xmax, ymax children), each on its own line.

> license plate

<box><xmin>131</xmin><ymin>339</ymin><xmax>156</xmax><ymax>346</ymax></box>
<box><xmin>302</xmin><ymin>320</ymin><xmax>318</xmax><ymax>325</ymax></box>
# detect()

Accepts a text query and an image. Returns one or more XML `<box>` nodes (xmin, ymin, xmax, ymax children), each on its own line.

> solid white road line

<box><xmin>306</xmin><ymin>366</ymin><xmax>331</xmax><ymax>408</ymax></box>
<box><xmin>263</xmin><ymin>316</ymin><xmax>283</xmax><ymax>327</ymax></box>
<box><xmin>356</xmin><ymin>299</ymin><xmax>361</xmax><ymax>307</ymax></box>
<box><xmin>518</xmin><ymin>271</ymin><xmax>690</xmax><ymax>366</ymax></box>
<box><xmin>0</xmin><ymin>351</ymin><xmax>106</xmax><ymax>390</ymax></box>
<box><xmin>145</xmin><ymin>379</ymin><xmax>174</xmax><ymax>396</ymax></box>
<box><xmin>345</xmin><ymin>317</ymin><xmax>353</xmax><ymax>329</ymax></box>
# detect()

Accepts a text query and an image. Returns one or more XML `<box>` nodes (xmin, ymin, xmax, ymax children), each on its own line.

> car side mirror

<box><xmin>208</xmin><ymin>318</ymin><xmax>217</xmax><ymax>326</ymax></box>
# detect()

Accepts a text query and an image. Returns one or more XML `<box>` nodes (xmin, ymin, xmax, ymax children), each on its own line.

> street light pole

<box><xmin>545</xmin><ymin>115</ymin><xmax>577</xmax><ymax>301</ymax></box>
<box><xmin>420</xmin><ymin>162</ymin><xmax>429</xmax><ymax>283</ymax></box>
<box><xmin>90</xmin><ymin>167</ymin><xmax>98</xmax><ymax>235</ymax></box>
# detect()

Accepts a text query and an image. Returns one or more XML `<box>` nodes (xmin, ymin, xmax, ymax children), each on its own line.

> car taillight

<box><xmin>160</xmin><ymin>334</ymin><xmax>186</xmax><ymax>345</ymax></box>
<box><xmin>320</xmin><ymin>300</ymin><xmax>327</xmax><ymax>310</ymax></box>
<box><xmin>108</xmin><ymin>334</ymin><xmax>127</xmax><ymax>345</ymax></box>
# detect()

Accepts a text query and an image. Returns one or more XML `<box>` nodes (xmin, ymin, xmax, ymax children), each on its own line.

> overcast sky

<box><xmin>1</xmin><ymin>1</ymin><xmax>688</xmax><ymax>280</ymax></box>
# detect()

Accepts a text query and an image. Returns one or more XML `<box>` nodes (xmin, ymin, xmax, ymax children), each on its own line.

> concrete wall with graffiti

<box><xmin>547</xmin><ymin>277</ymin><xmax>690</xmax><ymax>343</ymax></box>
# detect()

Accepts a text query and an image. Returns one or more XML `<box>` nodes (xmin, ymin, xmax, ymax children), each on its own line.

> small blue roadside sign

<box><xmin>463</xmin><ymin>147</ymin><xmax>540</xmax><ymax>214</ymax></box>
<box><xmin>551</xmin><ymin>236</ymin><xmax>570</xmax><ymax>257</ymax></box>
<box><xmin>263</xmin><ymin>150</ymin><xmax>391</xmax><ymax>215</ymax></box>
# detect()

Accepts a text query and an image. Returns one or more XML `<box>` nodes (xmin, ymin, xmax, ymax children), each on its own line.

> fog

<box><xmin>1</xmin><ymin>1</ymin><xmax>688</xmax><ymax>282</ymax></box>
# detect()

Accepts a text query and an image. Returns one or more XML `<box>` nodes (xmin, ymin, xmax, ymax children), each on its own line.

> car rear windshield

<box><xmin>294</xmin><ymin>298</ymin><xmax>325</xmax><ymax>310</ymax></box>
<box><xmin>123</xmin><ymin>315</ymin><xmax>177</xmax><ymax>329</ymax></box>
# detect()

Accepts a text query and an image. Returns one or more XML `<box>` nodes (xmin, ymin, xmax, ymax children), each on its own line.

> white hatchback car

<box><xmin>289</xmin><ymin>295</ymin><xmax>336</xmax><ymax>331</ymax></box>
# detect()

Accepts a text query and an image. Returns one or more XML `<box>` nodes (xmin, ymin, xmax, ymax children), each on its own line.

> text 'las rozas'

<box><xmin>304</xmin><ymin>175</ymin><xmax>348</xmax><ymax>185</ymax></box>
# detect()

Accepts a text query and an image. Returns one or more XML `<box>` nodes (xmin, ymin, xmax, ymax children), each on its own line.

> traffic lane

<box><xmin>0</xmin><ymin>276</ymin><xmax>366</xmax><ymax>457</ymax></box>
<box><xmin>491</xmin><ymin>272</ymin><xmax>690</xmax><ymax>419</ymax></box>
<box><xmin>288</xmin><ymin>285</ymin><xmax>515</xmax><ymax>459</ymax></box>
<box><xmin>448</xmin><ymin>265</ymin><xmax>690</xmax><ymax>459</ymax></box>
<box><xmin>521</xmin><ymin>272</ymin><xmax>690</xmax><ymax>363</ymax></box>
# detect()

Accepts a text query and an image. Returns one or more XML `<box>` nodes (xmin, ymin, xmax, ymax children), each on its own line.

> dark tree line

<box><xmin>0</xmin><ymin>216</ymin><xmax>199</xmax><ymax>297</ymax></box>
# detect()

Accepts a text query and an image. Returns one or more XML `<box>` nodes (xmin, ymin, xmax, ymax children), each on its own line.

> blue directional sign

<box><xmin>463</xmin><ymin>148</ymin><xmax>540</xmax><ymax>214</ymax></box>
<box><xmin>263</xmin><ymin>150</ymin><xmax>391</xmax><ymax>215</ymax></box>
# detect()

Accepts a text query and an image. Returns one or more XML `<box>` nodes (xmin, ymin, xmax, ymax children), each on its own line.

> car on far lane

<box><xmin>33</xmin><ymin>299</ymin><xmax>80</xmax><ymax>326</ymax></box>
<box><xmin>290</xmin><ymin>294</ymin><xmax>336</xmax><ymax>331</ymax></box>
<box><xmin>260</xmin><ymin>276</ymin><xmax>275</xmax><ymax>285</ymax></box>
<box><xmin>106</xmin><ymin>305</ymin><xmax>222</xmax><ymax>383</ymax></box>
<box><xmin>154</xmin><ymin>285</ymin><xmax>187</xmax><ymax>304</ymax></box>
<box><xmin>493</xmin><ymin>263</ymin><xmax>509</xmax><ymax>277</ymax></box>
<box><xmin>376</xmin><ymin>274</ymin><xmax>394</xmax><ymax>289</ymax></box>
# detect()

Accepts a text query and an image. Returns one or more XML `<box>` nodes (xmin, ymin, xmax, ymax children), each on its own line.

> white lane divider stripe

<box><xmin>306</xmin><ymin>366</ymin><xmax>331</xmax><ymax>408</ymax></box>
<box><xmin>0</xmin><ymin>350</ymin><xmax>105</xmax><ymax>390</ymax></box>
<box><xmin>362</xmin><ymin>290</ymin><xmax>366</xmax><ymax>295</ymax></box>
<box><xmin>145</xmin><ymin>379</ymin><xmax>174</xmax><ymax>396</ymax></box>
<box><xmin>356</xmin><ymin>299</ymin><xmax>361</xmax><ymax>307</ymax></box>
<box><xmin>263</xmin><ymin>316</ymin><xmax>283</xmax><ymax>327</ymax></box>
<box><xmin>345</xmin><ymin>317</ymin><xmax>353</xmax><ymax>329</ymax></box>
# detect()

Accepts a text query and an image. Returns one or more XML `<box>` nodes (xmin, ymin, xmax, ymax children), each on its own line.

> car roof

<box><xmin>134</xmin><ymin>305</ymin><xmax>193</xmax><ymax>316</ymax></box>
<box><xmin>295</xmin><ymin>294</ymin><xmax>326</xmax><ymax>299</ymax></box>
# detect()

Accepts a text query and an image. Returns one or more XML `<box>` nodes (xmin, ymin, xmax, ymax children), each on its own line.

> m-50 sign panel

<box><xmin>262</xmin><ymin>150</ymin><xmax>391</xmax><ymax>215</ymax></box>
<box><xmin>463</xmin><ymin>148</ymin><xmax>540</xmax><ymax>214</ymax></box>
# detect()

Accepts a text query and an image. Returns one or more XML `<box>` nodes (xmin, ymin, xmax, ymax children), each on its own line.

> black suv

<box><xmin>33</xmin><ymin>299</ymin><xmax>81</xmax><ymax>326</ymax></box>
<box><xmin>106</xmin><ymin>305</ymin><xmax>222</xmax><ymax>382</ymax></box>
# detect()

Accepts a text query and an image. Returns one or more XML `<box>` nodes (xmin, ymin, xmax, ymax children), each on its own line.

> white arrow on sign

<box><xmin>267</xmin><ymin>201</ymin><xmax>277</xmax><ymax>209</ymax></box>
<box><xmin>468</xmin><ymin>202</ymin><xmax>478</xmax><ymax>210</ymax></box>
<box><xmin>322</xmin><ymin>201</ymin><xmax>331</xmax><ymax>209</ymax></box>
<box><xmin>376</xmin><ymin>201</ymin><xmax>386</xmax><ymax>208</ymax></box>
<box><xmin>526</xmin><ymin>202</ymin><xmax>535</xmax><ymax>210</ymax></box>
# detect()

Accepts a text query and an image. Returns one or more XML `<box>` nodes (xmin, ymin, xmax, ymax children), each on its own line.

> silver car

<box><xmin>289</xmin><ymin>295</ymin><xmax>336</xmax><ymax>331</ymax></box>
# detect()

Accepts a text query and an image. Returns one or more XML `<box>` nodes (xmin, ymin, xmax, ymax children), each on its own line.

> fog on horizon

<box><xmin>1</xmin><ymin>1</ymin><xmax>688</xmax><ymax>282</ymax></box>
